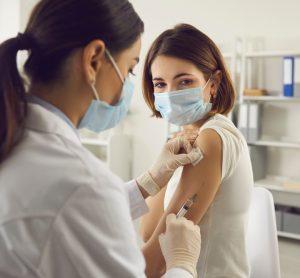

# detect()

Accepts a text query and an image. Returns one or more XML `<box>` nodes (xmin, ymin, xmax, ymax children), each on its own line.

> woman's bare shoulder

<box><xmin>193</xmin><ymin>127</ymin><xmax>222</xmax><ymax>156</ymax></box>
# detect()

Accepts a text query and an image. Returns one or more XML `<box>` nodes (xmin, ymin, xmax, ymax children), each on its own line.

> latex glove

<box><xmin>159</xmin><ymin>214</ymin><xmax>201</xmax><ymax>278</ymax></box>
<box><xmin>136</xmin><ymin>136</ymin><xmax>203</xmax><ymax>196</ymax></box>
<box><xmin>171</xmin><ymin>129</ymin><xmax>199</xmax><ymax>147</ymax></box>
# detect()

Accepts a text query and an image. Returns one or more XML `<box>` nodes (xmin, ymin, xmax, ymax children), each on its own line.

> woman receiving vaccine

<box><xmin>140</xmin><ymin>24</ymin><xmax>253</xmax><ymax>278</ymax></box>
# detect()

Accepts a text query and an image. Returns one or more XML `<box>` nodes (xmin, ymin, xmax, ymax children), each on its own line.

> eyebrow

<box><xmin>152</xmin><ymin>73</ymin><xmax>193</xmax><ymax>81</ymax></box>
<box><xmin>134</xmin><ymin>57</ymin><xmax>140</xmax><ymax>63</ymax></box>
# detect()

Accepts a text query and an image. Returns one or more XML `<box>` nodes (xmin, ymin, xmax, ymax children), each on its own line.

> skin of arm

<box><xmin>141</xmin><ymin>128</ymin><xmax>223</xmax><ymax>278</ymax></box>
<box><xmin>139</xmin><ymin>186</ymin><xmax>167</xmax><ymax>242</ymax></box>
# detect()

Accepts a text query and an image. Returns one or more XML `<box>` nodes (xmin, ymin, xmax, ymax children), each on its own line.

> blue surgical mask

<box><xmin>154</xmin><ymin>79</ymin><xmax>212</xmax><ymax>126</ymax></box>
<box><xmin>78</xmin><ymin>49</ymin><xmax>134</xmax><ymax>133</ymax></box>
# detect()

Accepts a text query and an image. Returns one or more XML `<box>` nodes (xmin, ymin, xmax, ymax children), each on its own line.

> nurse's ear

<box><xmin>82</xmin><ymin>40</ymin><xmax>106</xmax><ymax>84</ymax></box>
<box><xmin>210</xmin><ymin>70</ymin><xmax>222</xmax><ymax>99</ymax></box>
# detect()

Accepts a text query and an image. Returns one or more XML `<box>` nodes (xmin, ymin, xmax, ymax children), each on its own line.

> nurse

<box><xmin>0</xmin><ymin>0</ymin><xmax>202</xmax><ymax>278</ymax></box>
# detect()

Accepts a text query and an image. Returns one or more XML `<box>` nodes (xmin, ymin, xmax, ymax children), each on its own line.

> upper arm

<box><xmin>139</xmin><ymin>187</ymin><xmax>166</xmax><ymax>242</ymax></box>
<box><xmin>169</xmin><ymin>128</ymin><xmax>222</xmax><ymax>223</ymax></box>
<box><xmin>143</xmin><ymin>128</ymin><xmax>223</xmax><ymax>277</ymax></box>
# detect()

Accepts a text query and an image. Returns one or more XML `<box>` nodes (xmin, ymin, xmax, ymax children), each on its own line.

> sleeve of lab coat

<box><xmin>40</xmin><ymin>181</ymin><xmax>147</xmax><ymax>278</ymax></box>
<box><xmin>125</xmin><ymin>180</ymin><xmax>149</xmax><ymax>220</ymax></box>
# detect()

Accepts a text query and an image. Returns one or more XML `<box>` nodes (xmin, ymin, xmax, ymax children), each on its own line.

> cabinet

<box><xmin>80</xmin><ymin>129</ymin><xmax>132</xmax><ymax>181</ymax></box>
<box><xmin>238</xmin><ymin>43</ymin><xmax>300</xmax><ymax>240</ymax></box>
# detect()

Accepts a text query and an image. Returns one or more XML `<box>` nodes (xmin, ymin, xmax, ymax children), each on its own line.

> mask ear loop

<box><xmin>203</xmin><ymin>74</ymin><xmax>213</xmax><ymax>104</ymax></box>
<box><xmin>105</xmin><ymin>49</ymin><xmax>125</xmax><ymax>84</ymax></box>
<box><xmin>89</xmin><ymin>49</ymin><xmax>125</xmax><ymax>102</ymax></box>
<box><xmin>90</xmin><ymin>80</ymin><xmax>100</xmax><ymax>101</ymax></box>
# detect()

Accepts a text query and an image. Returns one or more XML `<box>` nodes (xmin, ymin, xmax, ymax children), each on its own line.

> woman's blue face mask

<box><xmin>78</xmin><ymin>49</ymin><xmax>134</xmax><ymax>133</ymax></box>
<box><xmin>154</xmin><ymin>78</ymin><xmax>212</xmax><ymax>126</ymax></box>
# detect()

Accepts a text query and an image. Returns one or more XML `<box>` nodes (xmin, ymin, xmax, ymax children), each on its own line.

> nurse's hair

<box><xmin>142</xmin><ymin>23</ymin><xmax>235</xmax><ymax>118</ymax></box>
<box><xmin>0</xmin><ymin>0</ymin><xmax>144</xmax><ymax>162</ymax></box>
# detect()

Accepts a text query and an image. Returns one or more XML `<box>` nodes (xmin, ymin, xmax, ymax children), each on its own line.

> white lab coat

<box><xmin>0</xmin><ymin>103</ymin><xmax>192</xmax><ymax>278</ymax></box>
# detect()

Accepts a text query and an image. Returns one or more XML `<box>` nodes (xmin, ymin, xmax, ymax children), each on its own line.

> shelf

<box><xmin>277</xmin><ymin>230</ymin><xmax>300</xmax><ymax>240</ymax></box>
<box><xmin>245</xmin><ymin>50</ymin><xmax>300</xmax><ymax>58</ymax></box>
<box><xmin>248</xmin><ymin>140</ymin><xmax>300</xmax><ymax>149</ymax></box>
<box><xmin>80</xmin><ymin>138</ymin><xmax>109</xmax><ymax>146</ymax></box>
<box><xmin>255</xmin><ymin>177</ymin><xmax>300</xmax><ymax>195</ymax></box>
<box><xmin>255</xmin><ymin>177</ymin><xmax>300</xmax><ymax>208</ymax></box>
<box><xmin>243</xmin><ymin>96</ymin><xmax>300</xmax><ymax>102</ymax></box>
<box><xmin>241</xmin><ymin>43</ymin><xmax>300</xmax><ymax>242</ymax></box>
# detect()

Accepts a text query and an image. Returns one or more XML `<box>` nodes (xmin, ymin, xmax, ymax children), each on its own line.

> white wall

<box><xmin>11</xmin><ymin>0</ymin><xmax>300</xmax><ymax>179</ymax></box>
<box><xmin>0</xmin><ymin>0</ymin><xmax>20</xmax><ymax>42</ymax></box>
<box><xmin>19</xmin><ymin>0</ymin><xmax>40</xmax><ymax>32</ymax></box>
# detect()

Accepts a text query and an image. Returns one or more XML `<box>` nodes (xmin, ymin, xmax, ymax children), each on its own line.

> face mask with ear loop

<box><xmin>78</xmin><ymin>49</ymin><xmax>134</xmax><ymax>133</ymax></box>
<box><xmin>154</xmin><ymin>75</ymin><xmax>214</xmax><ymax>126</ymax></box>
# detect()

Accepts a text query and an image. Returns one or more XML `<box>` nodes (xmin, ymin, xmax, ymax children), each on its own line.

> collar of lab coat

<box><xmin>25</xmin><ymin>103</ymin><xmax>81</xmax><ymax>145</ymax></box>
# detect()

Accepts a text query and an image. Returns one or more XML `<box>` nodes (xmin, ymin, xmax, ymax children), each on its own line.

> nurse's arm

<box><xmin>142</xmin><ymin>129</ymin><xmax>222</xmax><ymax>277</ymax></box>
<box><xmin>125</xmin><ymin>179</ymin><xmax>150</xmax><ymax>220</ymax></box>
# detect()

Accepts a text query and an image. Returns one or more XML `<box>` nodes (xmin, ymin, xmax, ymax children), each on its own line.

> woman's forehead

<box><xmin>151</xmin><ymin>55</ymin><xmax>204</xmax><ymax>80</ymax></box>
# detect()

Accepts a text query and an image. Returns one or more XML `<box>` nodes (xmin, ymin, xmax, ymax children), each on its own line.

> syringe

<box><xmin>176</xmin><ymin>194</ymin><xmax>197</xmax><ymax>218</ymax></box>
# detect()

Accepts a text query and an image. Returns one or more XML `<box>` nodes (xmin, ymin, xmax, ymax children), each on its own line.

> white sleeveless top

<box><xmin>164</xmin><ymin>114</ymin><xmax>253</xmax><ymax>278</ymax></box>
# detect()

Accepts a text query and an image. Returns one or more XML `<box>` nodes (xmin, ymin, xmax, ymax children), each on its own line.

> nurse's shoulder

<box><xmin>0</xmin><ymin>101</ymin><xmax>137</xmax><ymax>278</ymax></box>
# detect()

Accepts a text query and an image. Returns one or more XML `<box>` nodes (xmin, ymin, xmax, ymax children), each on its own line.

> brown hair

<box><xmin>0</xmin><ymin>0</ymin><xmax>144</xmax><ymax>163</ymax></box>
<box><xmin>142</xmin><ymin>23</ymin><xmax>235</xmax><ymax>118</ymax></box>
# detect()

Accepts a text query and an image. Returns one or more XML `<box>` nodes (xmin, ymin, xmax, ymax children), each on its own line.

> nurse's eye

<box><xmin>154</xmin><ymin>82</ymin><xmax>167</xmax><ymax>88</ymax></box>
<box><xmin>179</xmin><ymin>79</ymin><xmax>193</xmax><ymax>86</ymax></box>
<box><xmin>129</xmin><ymin>69</ymin><xmax>136</xmax><ymax>77</ymax></box>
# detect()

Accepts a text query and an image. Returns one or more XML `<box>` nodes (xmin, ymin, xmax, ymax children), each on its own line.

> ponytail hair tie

<box><xmin>16</xmin><ymin>32</ymin><xmax>33</xmax><ymax>50</ymax></box>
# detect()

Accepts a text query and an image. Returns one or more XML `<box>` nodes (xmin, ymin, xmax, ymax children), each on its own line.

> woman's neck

<box><xmin>182</xmin><ymin>114</ymin><xmax>213</xmax><ymax>131</ymax></box>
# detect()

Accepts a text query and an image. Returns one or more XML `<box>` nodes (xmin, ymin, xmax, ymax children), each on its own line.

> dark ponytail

<box><xmin>0</xmin><ymin>35</ymin><xmax>28</xmax><ymax>162</ymax></box>
<box><xmin>0</xmin><ymin>0</ymin><xmax>144</xmax><ymax>163</ymax></box>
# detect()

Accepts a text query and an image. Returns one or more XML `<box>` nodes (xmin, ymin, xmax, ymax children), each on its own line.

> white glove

<box><xmin>159</xmin><ymin>214</ymin><xmax>201</xmax><ymax>278</ymax></box>
<box><xmin>136</xmin><ymin>136</ymin><xmax>203</xmax><ymax>196</ymax></box>
<box><xmin>171</xmin><ymin>129</ymin><xmax>199</xmax><ymax>146</ymax></box>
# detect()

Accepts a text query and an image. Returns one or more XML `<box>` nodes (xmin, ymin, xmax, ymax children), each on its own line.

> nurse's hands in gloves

<box><xmin>159</xmin><ymin>214</ymin><xmax>201</xmax><ymax>278</ymax></box>
<box><xmin>136</xmin><ymin>136</ymin><xmax>203</xmax><ymax>196</ymax></box>
<box><xmin>171</xmin><ymin>129</ymin><xmax>199</xmax><ymax>146</ymax></box>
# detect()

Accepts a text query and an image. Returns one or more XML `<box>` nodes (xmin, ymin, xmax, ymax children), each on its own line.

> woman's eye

<box><xmin>154</xmin><ymin>82</ymin><xmax>166</xmax><ymax>88</ymax></box>
<box><xmin>180</xmin><ymin>79</ymin><xmax>193</xmax><ymax>86</ymax></box>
